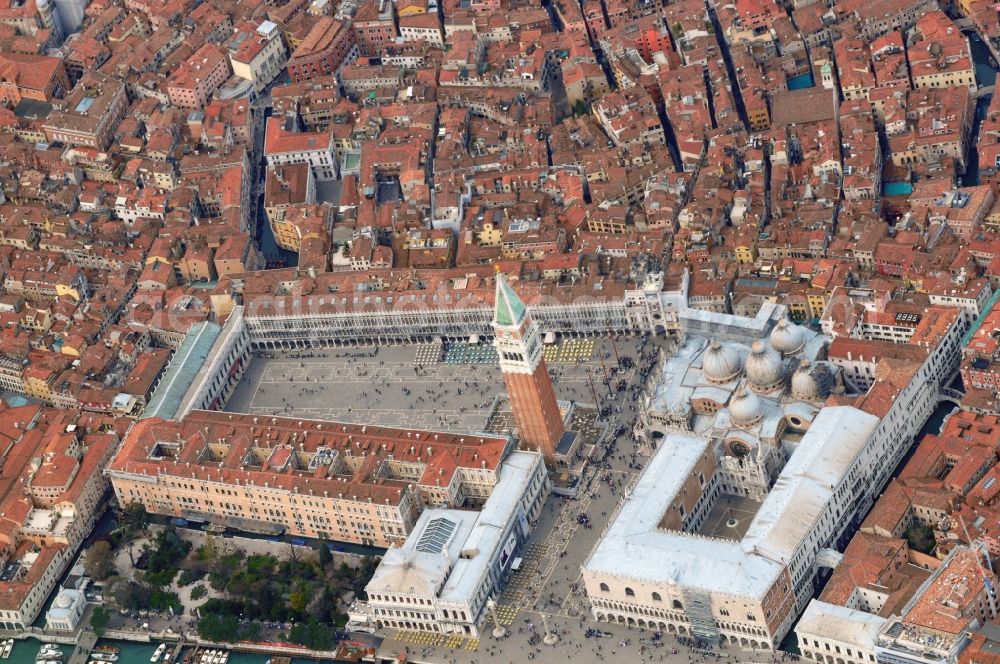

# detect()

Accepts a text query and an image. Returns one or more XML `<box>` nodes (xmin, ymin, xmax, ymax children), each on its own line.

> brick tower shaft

<box><xmin>493</xmin><ymin>274</ymin><xmax>565</xmax><ymax>467</ymax></box>
<box><xmin>503</xmin><ymin>358</ymin><xmax>563</xmax><ymax>466</ymax></box>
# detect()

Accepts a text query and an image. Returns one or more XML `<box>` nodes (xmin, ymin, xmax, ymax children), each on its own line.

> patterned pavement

<box><xmin>543</xmin><ymin>339</ymin><xmax>596</xmax><ymax>363</ymax></box>
<box><xmin>227</xmin><ymin>343</ymin><xmax>616</xmax><ymax>434</ymax></box>
<box><xmin>493</xmin><ymin>604</ymin><xmax>519</xmax><ymax>625</ymax></box>
<box><xmin>226</xmin><ymin>338</ymin><xmax>661</xmax><ymax>657</ymax></box>
<box><xmin>364</xmin><ymin>337</ymin><xmax>768</xmax><ymax>664</ymax></box>
<box><xmin>499</xmin><ymin>542</ymin><xmax>552</xmax><ymax>607</ymax></box>
<box><xmin>393</xmin><ymin>630</ymin><xmax>481</xmax><ymax>651</ymax></box>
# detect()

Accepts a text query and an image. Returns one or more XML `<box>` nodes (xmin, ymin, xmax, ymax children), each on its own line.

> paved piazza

<box><xmin>228</xmin><ymin>338</ymin><xmax>774</xmax><ymax>664</ymax></box>
<box><xmin>226</xmin><ymin>341</ymin><xmax>630</xmax><ymax>433</ymax></box>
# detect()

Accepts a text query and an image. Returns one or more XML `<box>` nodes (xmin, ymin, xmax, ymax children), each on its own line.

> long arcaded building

<box><xmin>238</xmin><ymin>266</ymin><xmax>690</xmax><ymax>348</ymax></box>
<box><xmin>106</xmin><ymin>410</ymin><xmax>514</xmax><ymax>547</ymax></box>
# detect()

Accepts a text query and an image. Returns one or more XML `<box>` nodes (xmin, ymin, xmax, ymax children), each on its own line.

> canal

<box><xmin>962</xmin><ymin>30</ymin><xmax>996</xmax><ymax>186</ymax></box>
<box><xmin>6</xmin><ymin>638</ymin><xmax>343</xmax><ymax>664</ymax></box>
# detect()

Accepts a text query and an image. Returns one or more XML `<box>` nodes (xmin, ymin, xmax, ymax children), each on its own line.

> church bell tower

<box><xmin>493</xmin><ymin>274</ymin><xmax>564</xmax><ymax>467</ymax></box>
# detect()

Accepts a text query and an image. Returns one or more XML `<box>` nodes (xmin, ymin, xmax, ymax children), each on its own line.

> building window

<box><xmin>625</xmin><ymin>587</ymin><xmax>635</xmax><ymax>598</ymax></box>
<box><xmin>673</xmin><ymin>599</ymin><xmax>683</xmax><ymax>610</ymax></box>
<box><xmin>600</xmin><ymin>583</ymin><xmax>610</xmax><ymax>592</ymax></box>
<box><xmin>652</xmin><ymin>592</ymin><xmax>662</xmax><ymax>602</ymax></box>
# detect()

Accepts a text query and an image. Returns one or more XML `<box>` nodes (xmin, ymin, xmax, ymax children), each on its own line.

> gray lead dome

<box><xmin>769</xmin><ymin>318</ymin><xmax>806</xmax><ymax>355</ymax></box>
<box><xmin>745</xmin><ymin>340</ymin><xmax>784</xmax><ymax>393</ymax></box>
<box><xmin>729</xmin><ymin>386</ymin><xmax>764</xmax><ymax>427</ymax></box>
<box><xmin>702</xmin><ymin>338</ymin><xmax>743</xmax><ymax>384</ymax></box>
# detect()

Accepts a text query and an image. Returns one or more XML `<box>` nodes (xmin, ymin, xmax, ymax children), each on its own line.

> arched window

<box><xmin>651</xmin><ymin>592</ymin><xmax>662</xmax><ymax>602</ymax></box>
<box><xmin>673</xmin><ymin>599</ymin><xmax>684</xmax><ymax>610</ymax></box>
<box><xmin>625</xmin><ymin>587</ymin><xmax>635</xmax><ymax>597</ymax></box>
<box><xmin>600</xmin><ymin>583</ymin><xmax>610</xmax><ymax>592</ymax></box>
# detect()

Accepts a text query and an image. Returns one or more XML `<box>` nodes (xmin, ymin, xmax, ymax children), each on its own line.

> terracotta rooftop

<box><xmin>108</xmin><ymin>410</ymin><xmax>511</xmax><ymax>506</ymax></box>
<box><xmin>903</xmin><ymin>548</ymin><xmax>991</xmax><ymax>635</ymax></box>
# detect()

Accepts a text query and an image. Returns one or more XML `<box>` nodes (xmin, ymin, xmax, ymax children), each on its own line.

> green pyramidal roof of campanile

<box><xmin>493</xmin><ymin>274</ymin><xmax>527</xmax><ymax>327</ymax></box>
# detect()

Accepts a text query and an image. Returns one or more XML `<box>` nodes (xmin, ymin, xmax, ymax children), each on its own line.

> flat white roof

<box><xmin>439</xmin><ymin>451</ymin><xmax>538</xmax><ymax>603</ymax></box>
<box><xmin>742</xmin><ymin>406</ymin><xmax>880</xmax><ymax>564</ymax></box>
<box><xmin>585</xmin><ymin>406</ymin><xmax>879</xmax><ymax>599</ymax></box>
<box><xmin>368</xmin><ymin>451</ymin><xmax>540</xmax><ymax>606</ymax></box>
<box><xmin>678</xmin><ymin>302</ymin><xmax>784</xmax><ymax>343</ymax></box>
<box><xmin>797</xmin><ymin>599</ymin><xmax>886</xmax><ymax>649</ymax></box>
<box><xmin>584</xmin><ymin>433</ymin><xmax>785</xmax><ymax>597</ymax></box>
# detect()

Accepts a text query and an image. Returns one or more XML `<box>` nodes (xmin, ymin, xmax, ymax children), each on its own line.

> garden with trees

<box><xmin>86</xmin><ymin>503</ymin><xmax>186</xmax><ymax>614</ymax></box>
<box><xmin>85</xmin><ymin>501</ymin><xmax>379</xmax><ymax>651</ymax></box>
<box><xmin>191</xmin><ymin>541</ymin><xmax>378</xmax><ymax>650</ymax></box>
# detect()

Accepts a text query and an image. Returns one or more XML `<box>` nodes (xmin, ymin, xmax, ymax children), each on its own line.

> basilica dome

<box><xmin>769</xmin><ymin>319</ymin><xmax>806</xmax><ymax>355</ymax></box>
<box><xmin>791</xmin><ymin>361</ymin><xmax>833</xmax><ymax>401</ymax></box>
<box><xmin>702</xmin><ymin>339</ymin><xmax>743</xmax><ymax>384</ymax></box>
<box><xmin>745</xmin><ymin>340</ymin><xmax>784</xmax><ymax>393</ymax></box>
<box><xmin>729</xmin><ymin>387</ymin><xmax>764</xmax><ymax>427</ymax></box>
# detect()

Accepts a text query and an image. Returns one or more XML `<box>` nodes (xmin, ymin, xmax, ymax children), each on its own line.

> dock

<box><xmin>167</xmin><ymin>639</ymin><xmax>185</xmax><ymax>663</ymax></box>
<box><xmin>66</xmin><ymin>631</ymin><xmax>97</xmax><ymax>664</ymax></box>
<box><xmin>1</xmin><ymin>629</ymin><xmax>375</xmax><ymax>663</ymax></box>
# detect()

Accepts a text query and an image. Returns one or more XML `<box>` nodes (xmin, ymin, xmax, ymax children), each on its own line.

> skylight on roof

<box><xmin>75</xmin><ymin>97</ymin><xmax>95</xmax><ymax>114</ymax></box>
<box><xmin>416</xmin><ymin>517</ymin><xmax>457</xmax><ymax>554</ymax></box>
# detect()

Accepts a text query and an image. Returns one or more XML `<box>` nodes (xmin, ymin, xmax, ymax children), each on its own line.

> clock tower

<box><xmin>493</xmin><ymin>274</ymin><xmax>564</xmax><ymax>467</ymax></box>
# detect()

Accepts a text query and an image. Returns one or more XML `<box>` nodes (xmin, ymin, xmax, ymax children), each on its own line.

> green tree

<box><xmin>279</xmin><ymin>558</ymin><xmax>317</xmax><ymax>581</ymax></box>
<box><xmin>906</xmin><ymin>525</ymin><xmax>936</xmax><ymax>555</ymax></box>
<box><xmin>240</xmin><ymin>621</ymin><xmax>262</xmax><ymax>642</ymax></box>
<box><xmin>119</xmin><ymin>501</ymin><xmax>149</xmax><ymax>565</ymax></box>
<box><xmin>146</xmin><ymin>527</ymin><xmax>192</xmax><ymax>577</ymax></box>
<box><xmin>307</xmin><ymin>588</ymin><xmax>343</xmax><ymax>625</ymax></box>
<box><xmin>177</xmin><ymin>569</ymin><xmax>205</xmax><ymax>586</ymax></box>
<box><xmin>196</xmin><ymin>536</ymin><xmax>220</xmax><ymax>564</ymax></box>
<box><xmin>145</xmin><ymin>568</ymin><xmax>178</xmax><ymax>588</ymax></box>
<box><xmin>121</xmin><ymin>502</ymin><xmax>149</xmax><ymax>537</ymax></box>
<box><xmin>195</xmin><ymin>549</ymin><xmax>364</xmax><ymax>645</ymax></box>
<box><xmin>149</xmin><ymin>588</ymin><xmax>182</xmax><ymax>612</ymax></box>
<box><xmin>289</xmin><ymin>618</ymin><xmax>335</xmax><ymax>650</ymax></box>
<box><xmin>318</xmin><ymin>541</ymin><xmax>333</xmax><ymax>570</ymax></box>
<box><xmin>353</xmin><ymin>556</ymin><xmax>379</xmax><ymax>597</ymax></box>
<box><xmin>246</xmin><ymin>554</ymin><xmax>277</xmax><ymax>575</ymax></box>
<box><xmin>255</xmin><ymin>581</ymin><xmax>285</xmax><ymax>621</ymax></box>
<box><xmin>288</xmin><ymin>584</ymin><xmax>310</xmax><ymax>615</ymax></box>
<box><xmin>113</xmin><ymin>580</ymin><xmax>152</xmax><ymax>611</ymax></box>
<box><xmin>334</xmin><ymin>562</ymin><xmax>353</xmax><ymax>582</ymax></box>
<box><xmin>197</xmin><ymin>613</ymin><xmax>240</xmax><ymax>642</ymax></box>
<box><xmin>85</xmin><ymin>541</ymin><xmax>115</xmax><ymax>580</ymax></box>
<box><xmin>90</xmin><ymin>606</ymin><xmax>109</xmax><ymax>637</ymax></box>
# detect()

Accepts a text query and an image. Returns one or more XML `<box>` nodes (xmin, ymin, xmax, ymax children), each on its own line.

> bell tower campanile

<box><xmin>492</xmin><ymin>274</ymin><xmax>564</xmax><ymax>467</ymax></box>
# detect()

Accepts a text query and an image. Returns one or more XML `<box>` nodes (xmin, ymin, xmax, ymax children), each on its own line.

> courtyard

<box><xmin>695</xmin><ymin>494</ymin><xmax>762</xmax><ymax>541</ymax></box>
